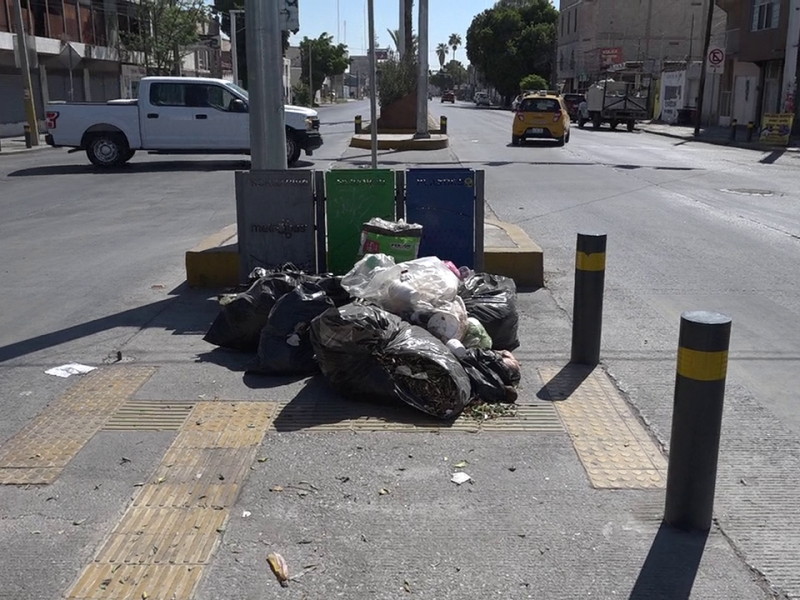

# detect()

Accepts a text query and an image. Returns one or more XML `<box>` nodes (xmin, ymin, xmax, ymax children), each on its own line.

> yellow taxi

<box><xmin>511</xmin><ymin>91</ymin><xmax>571</xmax><ymax>147</ymax></box>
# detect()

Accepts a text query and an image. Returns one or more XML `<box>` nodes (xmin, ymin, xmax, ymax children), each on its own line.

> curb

<box><xmin>185</xmin><ymin>221</ymin><xmax>544</xmax><ymax>290</ymax></box>
<box><xmin>0</xmin><ymin>145</ymin><xmax>52</xmax><ymax>156</ymax></box>
<box><xmin>349</xmin><ymin>134</ymin><xmax>449</xmax><ymax>151</ymax></box>
<box><xmin>184</xmin><ymin>224</ymin><xmax>239</xmax><ymax>289</ymax></box>
<box><xmin>484</xmin><ymin>219</ymin><xmax>544</xmax><ymax>290</ymax></box>
<box><xmin>639</xmin><ymin>127</ymin><xmax>799</xmax><ymax>152</ymax></box>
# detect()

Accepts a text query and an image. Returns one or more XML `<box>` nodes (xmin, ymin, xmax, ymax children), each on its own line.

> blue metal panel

<box><xmin>405</xmin><ymin>168</ymin><xmax>476</xmax><ymax>268</ymax></box>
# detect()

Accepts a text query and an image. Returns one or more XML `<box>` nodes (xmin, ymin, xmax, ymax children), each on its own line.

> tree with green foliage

<box><xmin>466</xmin><ymin>0</ymin><xmax>557</xmax><ymax>102</ymax></box>
<box><xmin>213</xmin><ymin>0</ymin><xmax>290</xmax><ymax>88</ymax></box>
<box><xmin>430</xmin><ymin>60</ymin><xmax>467</xmax><ymax>91</ymax></box>
<box><xmin>520</xmin><ymin>73</ymin><xmax>548</xmax><ymax>91</ymax></box>
<box><xmin>377</xmin><ymin>57</ymin><xmax>418</xmax><ymax>108</ymax></box>
<box><xmin>121</xmin><ymin>0</ymin><xmax>207</xmax><ymax>76</ymax></box>
<box><xmin>299</xmin><ymin>34</ymin><xmax>350</xmax><ymax>105</ymax></box>
<box><xmin>436</xmin><ymin>43</ymin><xmax>449</xmax><ymax>69</ymax></box>
<box><xmin>448</xmin><ymin>33</ymin><xmax>462</xmax><ymax>64</ymax></box>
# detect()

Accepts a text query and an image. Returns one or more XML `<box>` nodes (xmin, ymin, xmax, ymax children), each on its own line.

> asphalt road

<box><xmin>1</xmin><ymin>99</ymin><xmax>799</xmax><ymax>598</ymax></box>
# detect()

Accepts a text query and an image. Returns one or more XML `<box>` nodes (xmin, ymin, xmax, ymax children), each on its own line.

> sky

<box><xmin>286</xmin><ymin>0</ymin><xmax>503</xmax><ymax>66</ymax></box>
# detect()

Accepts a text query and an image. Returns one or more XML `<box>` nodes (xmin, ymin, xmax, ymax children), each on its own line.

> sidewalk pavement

<box><xmin>0</xmin><ymin>134</ymin><xmax>51</xmax><ymax>156</ymax></box>
<box><xmin>0</xmin><ymin>283</ymin><xmax>772</xmax><ymax>599</ymax></box>
<box><xmin>638</xmin><ymin>120</ymin><xmax>800</xmax><ymax>152</ymax></box>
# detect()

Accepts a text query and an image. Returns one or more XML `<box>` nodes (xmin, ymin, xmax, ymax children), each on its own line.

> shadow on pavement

<box><xmin>536</xmin><ymin>362</ymin><xmax>593</xmax><ymax>401</ymax></box>
<box><xmin>8</xmin><ymin>159</ymin><xmax>315</xmax><ymax>177</ymax></box>
<box><xmin>629</xmin><ymin>522</ymin><xmax>709</xmax><ymax>599</ymax></box>
<box><xmin>0</xmin><ymin>286</ymin><xmax>215</xmax><ymax>364</ymax></box>
<box><xmin>759</xmin><ymin>149</ymin><xmax>785</xmax><ymax>164</ymax></box>
<box><xmin>249</xmin><ymin>374</ymin><xmax>465</xmax><ymax>432</ymax></box>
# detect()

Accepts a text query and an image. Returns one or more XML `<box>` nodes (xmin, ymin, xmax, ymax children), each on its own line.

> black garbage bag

<box><xmin>204</xmin><ymin>272</ymin><xmax>301</xmax><ymax>351</ymax></box>
<box><xmin>459</xmin><ymin>349</ymin><xmax>521</xmax><ymax>404</ymax></box>
<box><xmin>257</xmin><ymin>282</ymin><xmax>335</xmax><ymax>375</ymax></box>
<box><xmin>311</xmin><ymin>304</ymin><xmax>472</xmax><ymax>419</ymax></box>
<box><xmin>458</xmin><ymin>273</ymin><xmax>519</xmax><ymax>351</ymax></box>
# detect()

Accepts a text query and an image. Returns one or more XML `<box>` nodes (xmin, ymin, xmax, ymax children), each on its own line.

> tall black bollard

<box><xmin>570</xmin><ymin>233</ymin><xmax>607</xmax><ymax>366</ymax></box>
<box><xmin>729</xmin><ymin>119</ymin><xmax>737</xmax><ymax>141</ymax></box>
<box><xmin>440</xmin><ymin>115</ymin><xmax>448</xmax><ymax>135</ymax></box>
<box><xmin>664</xmin><ymin>311</ymin><xmax>732</xmax><ymax>532</ymax></box>
<box><xmin>355</xmin><ymin>115</ymin><xmax>363</xmax><ymax>134</ymax></box>
<box><xmin>23</xmin><ymin>124</ymin><xmax>32</xmax><ymax>148</ymax></box>
<box><xmin>746</xmin><ymin>121</ymin><xmax>755</xmax><ymax>142</ymax></box>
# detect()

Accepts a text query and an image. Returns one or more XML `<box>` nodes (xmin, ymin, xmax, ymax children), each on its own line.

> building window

<box><xmin>752</xmin><ymin>0</ymin><xmax>780</xmax><ymax>31</ymax></box>
<box><xmin>560</xmin><ymin>14</ymin><xmax>564</xmax><ymax>36</ymax></box>
<box><xmin>574</xmin><ymin>9</ymin><xmax>578</xmax><ymax>33</ymax></box>
<box><xmin>567</xmin><ymin>11</ymin><xmax>571</xmax><ymax>34</ymax></box>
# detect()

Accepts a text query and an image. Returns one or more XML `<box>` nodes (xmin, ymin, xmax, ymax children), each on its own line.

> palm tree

<box><xmin>448</xmin><ymin>33</ymin><xmax>462</xmax><ymax>64</ymax></box>
<box><xmin>387</xmin><ymin>28</ymin><xmax>418</xmax><ymax>58</ymax></box>
<box><xmin>436</xmin><ymin>43</ymin><xmax>449</xmax><ymax>69</ymax></box>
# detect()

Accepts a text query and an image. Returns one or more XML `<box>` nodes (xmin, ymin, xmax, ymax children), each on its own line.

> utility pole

<box><xmin>398</xmin><ymin>0</ymin><xmax>405</xmax><ymax>59</ymax></box>
<box><xmin>230</xmin><ymin>9</ymin><xmax>243</xmax><ymax>87</ymax></box>
<box><xmin>783</xmin><ymin>0</ymin><xmax>800</xmax><ymax>132</ymax></box>
<box><xmin>367</xmin><ymin>0</ymin><xmax>378</xmax><ymax>168</ymax></box>
<box><xmin>415</xmin><ymin>0</ymin><xmax>429</xmax><ymax>138</ymax></box>
<box><xmin>694</xmin><ymin>0</ymin><xmax>715</xmax><ymax>137</ymax></box>
<box><xmin>245</xmin><ymin>0</ymin><xmax>286</xmax><ymax>169</ymax></box>
<box><xmin>13</xmin><ymin>0</ymin><xmax>39</xmax><ymax>145</ymax></box>
<box><xmin>643</xmin><ymin>0</ymin><xmax>653</xmax><ymax>73</ymax></box>
<box><xmin>308</xmin><ymin>44</ymin><xmax>313</xmax><ymax>107</ymax></box>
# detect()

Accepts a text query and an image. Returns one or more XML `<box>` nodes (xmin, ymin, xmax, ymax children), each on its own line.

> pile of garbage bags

<box><xmin>203</xmin><ymin>256</ymin><xmax>521</xmax><ymax>420</ymax></box>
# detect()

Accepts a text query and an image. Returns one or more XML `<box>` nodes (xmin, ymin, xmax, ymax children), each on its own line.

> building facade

<box><xmin>716</xmin><ymin>0</ymin><xmax>796</xmax><ymax>127</ymax></box>
<box><xmin>557</xmin><ymin>0</ymin><xmax>723</xmax><ymax>90</ymax></box>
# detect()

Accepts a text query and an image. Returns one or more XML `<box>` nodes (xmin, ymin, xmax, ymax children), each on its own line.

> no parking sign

<box><xmin>706</xmin><ymin>47</ymin><xmax>725</xmax><ymax>74</ymax></box>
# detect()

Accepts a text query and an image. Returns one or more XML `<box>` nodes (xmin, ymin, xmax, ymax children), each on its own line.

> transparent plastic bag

<box><xmin>343</xmin><ymin>255</ymin><xmax>460</xmax><ymax>316</ymax></box>
<box><xmin>340</xmin><ymin>253</ymin><xmax>397</xmax><ymax>299</ymax></box>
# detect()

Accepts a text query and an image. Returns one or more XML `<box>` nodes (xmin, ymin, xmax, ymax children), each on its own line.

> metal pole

<box><xmin>644</xmin><ymin>0</ymin><xmax>653</xmax><ymax>73</ymax></box>
<box><xmin>308</xmin><ymin>44</ymin><xmax>313</xmax><ymax>107</ymax></box>
<box><xmin>570</xmin><ymin>233</ymin><xmax>607</xmax><ymax>366</ymax></box>
<box><xmin>245</xmin><ymin>0</ymin><xmax>286</xmax><ymax>170</ymax></box>
<box><xmin>398</xmin><ymin>0</ymin><xmax>405</xmax><ymax>59</ymax></box>
<box><xmin>13</xmin><ymin>0</ymin><xmax>39</xmax><ymax>145</ymax></box>
<box><xmin>415</xmin><ymin>0</ymin><xmax>430</xmax><ymax>138</ymax></box>
<box><xmin>230</xmin><ymin>10</ymin><xmax>240</xmax><ymax>87</ymax></box>
<box><xmin>367</xmin><ymin>0</ymin><xmax>378</xmax><ymax>168</ymax></box>
<box><xmin>664</xmin><ymin>311</ymin><xmax>732</xmax><ymax>532</ymax></box>
<box><xmin>694</xmin><ymin>0</ymin><xmax>715</xmax><ymax>137</ymax></box>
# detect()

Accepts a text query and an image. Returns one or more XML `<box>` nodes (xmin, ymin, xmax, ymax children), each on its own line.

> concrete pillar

<box><xmin>83</xmin><ymin>67</ymin><xmax>91</xmax><ymax>101</ymax></box>
<box><xmin>783</xmin><ymin>0</ymin><xmax>799</xmax><ymax>118</ymax></box>
<box><xmin>39</xmin><ymin>64</ymin><xmax>49</xmax><ymax>107</ymax></box>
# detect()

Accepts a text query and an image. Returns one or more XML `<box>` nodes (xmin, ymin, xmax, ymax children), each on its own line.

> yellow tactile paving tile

<box><xmin>539</xmin><ymin>365</ymin><xmax>667</xmax><ymax>490</ymax></box>
<box><xmin>64</xmin><ymin>402</ymin><xmax>271</xmax><ymax>600</ymax></box>
<box><xmin>0</xmin><ymin>366</ymin><xmax>157</xmax><ymax>485</ymax></box>
<box><xmin>66</xmin><ymin>564</ymin><xmax>203</xmax><ymax>600</ymax></box>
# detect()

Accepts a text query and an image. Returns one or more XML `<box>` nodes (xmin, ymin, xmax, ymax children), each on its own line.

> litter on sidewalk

<box><xmin>203</xmin><ymin>219</ymin><xmax>521</xmax><ymax>420</ymax></box>
<box><xmin>45</xmin><ymin>363</ymin><xmax>97</xmax><ymax>378</ymax></box>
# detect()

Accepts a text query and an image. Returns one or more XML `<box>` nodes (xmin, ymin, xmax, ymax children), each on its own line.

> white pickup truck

<box><xmin>44</xmin><ymin>76</ymin><xmax>322</xmax><ymax>168</ymax></box>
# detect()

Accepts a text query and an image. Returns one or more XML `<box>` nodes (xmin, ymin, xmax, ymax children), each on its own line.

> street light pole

<box><xmin>13</xmin><ymin>0</ymin><xmax>39</xmax><ymax>145</ymax></box>
<box><xmin>415</xmin><ymin>0</ymin><xmax>429</xmax><ymax>138</ymax></box>
<box><xmin>367</xmin><ymin>0</ymin><xmax>378</xmax><ymax>168</ymax></box>
<box><xmin>694</xmin><ymin>0</ymin><xmax>715</xmax><ymax>137</ymax></box>
<box><xmin>308</xmin><ymin>44</ymin><xmax>313</xmax><ymax>107</ymax></box>
<box><xmin>230</xmin><ymin>9</ymin><xmax>243</xmax><ymax>87</ymax></box>
<box><xmin>245</xmin><ymin>0</ymin><xmax>286</xmax><ymax>169</ymax></box>
<box><xmin>398</xmin><ymin>0</ymin><xmax>405</xmax><ymax>59</ymax></box>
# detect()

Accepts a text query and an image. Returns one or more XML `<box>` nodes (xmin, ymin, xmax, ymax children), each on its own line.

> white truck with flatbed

<box><xmin>44</xmin><ymin>76</ymin><xmax>322</xmax><ymax>168</ymax></box>
<box><xmin>578</xmin><ymin>78</ymin><xmax>648</xmax><ymax>132</ymax></box>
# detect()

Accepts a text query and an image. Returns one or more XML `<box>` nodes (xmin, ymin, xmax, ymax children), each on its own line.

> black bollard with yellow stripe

<box><xmin>570</xmin><ymin>233</ymin><xmax>607</xmax><ymax>366</ymax></box>
<box><xmin>355</xmin><ymin>115</ymin><xmax>363</xmax><ymax>134</ymax></box>
<box><xmin>664</xmin><ymin>311</ymin><xmax>732</xmax><ymax>532</ymax></box>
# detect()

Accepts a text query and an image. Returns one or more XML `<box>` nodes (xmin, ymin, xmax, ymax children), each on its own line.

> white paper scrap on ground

<box><xmin>45</xmin><ymin>363</ymin><xmax>97</xmax><ymax>378</ymax></box>
<box><xmin>451</xmin><ymin>472</ymin><xmax>472</xmax><ymax>485</ymax></box>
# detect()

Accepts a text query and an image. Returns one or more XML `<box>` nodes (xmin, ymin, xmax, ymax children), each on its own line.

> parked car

<box><xmin>441</xmin><ymin>90</ymin><xmax>456</xmax><ymax>103</ymax></box>
<box><xmin>474</xmin><ymin>92</ymin><xmax>491</xmax><ymax>106</ymax></box>
<box><xmin>511</xmin><ymin>91</ymin><xmax>571</xmax><ymax>147</ymax></box>
<box><xmin>44</xmin><ymin>76</ymin><xmax>322</xmax><ymax>168</ymax></box>
<box><xmin>562</xmin><ymin>93</ymin><xmax>585</xmax><ymax>122</ymax></box>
